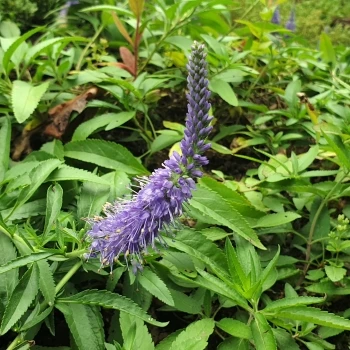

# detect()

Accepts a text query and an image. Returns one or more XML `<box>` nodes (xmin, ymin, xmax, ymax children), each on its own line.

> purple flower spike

<box><xmin>285</xmin><ymin>8</ymin><xmax>296</xmax><ymax>32</ymax></box>
<box><xmin>271</xmin><ymin>6</ymin><xmax>281</xmax><ymax>25</ymax></box>
<box><xmin>86</xmin><ymin>42</ymin><xmax>212</xmax><ymax>271</ymax></box>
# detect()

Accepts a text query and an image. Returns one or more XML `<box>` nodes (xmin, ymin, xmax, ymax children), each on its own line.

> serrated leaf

<box><xmin>0</xmin><ymin>117</ymin><xmax>11</xmax><ymax>182</ymax></box>
<box><xmin>46</xmin><ymin>165</ymin><xmax>109</xmax><ymax>185</ymax></box>
<box><xmin>272</xmin><ymin>328</ymin><xmax>300</xmax><ymax>350</ymax></box>
<box><xmin>190</xmin><ymin>187</ymin><xmax>264</xmax><ymax>249</ymax></box>
<box><xmin>11</xmin><ymin>159</ymin><xmax>61</xmax><ymax>216</ymax></box>
<box><xmin>1</xmin><ymin>199</ymin><xmax>47</xmax><ymax>220</ymax></box>
<box><xmin>3</xmin><ymin>161</ymin><xmax>40</xmax><ymax>183</ymax></box>
<box><xmin>56</xmin><ymin>303</ymin><xmax>104</xmax><ymax>350</ymax></box>
<box><xmin>37</xmin><ymin>260</ymin><xmax>56</xmax><ymax>306</ymax></box>
<box><xmin>155</xmin><ymin>330</ymin><xmax>182</xmax><ymax>350</ymax></box>
<box><xmin>325</xmin><ymin>265</ymin><xmax>346</xmax><ymax>282</ymax></box>
<box><xmin>57</xmin><ymin>290</ymin><xmax>168</xmax><ymax>327</ymax></box>
<box><xmin>0</xmin><ymin>252</ymin><xmax>54</xmax><ymax>274</ymax></box>
<box><xmin>164</xmin><ymin>229</ymin><xmax>229</xmax><ymax>283</ymax></box>
<box><xmin>11</xmin><ymin>81</ymin><xmax>50</xmax><ymax>123</ymax></box>
<box><xmin>43</xmin><ymin>184</ymin><xmax>63</xmax><ymax>239</ymax></box>
<box><xmin>169</xmin><ymin>319</ymin><xmax>215</xmax><ymax>350</ymax></box>
<box><xmin>137</xmin><ymin>268</ymin><xmax>174</xmax><ymax>306</ymax></box>
<box><xmin>216</xmin><ymin>318</ymin><xmax>252</xmax><ymax>339</ymax></box>
<box><xmin>0</xmin><ymin>233</ymin><xmax>18</xmax><ymax>311</ymax></box>
<box><xmin>225</xmin><ymin>238</ymin><xmax>249</xmax><ymax>291</ymax></box>
<box><xmin>161</xmin><ymin>289</ymin><xmax>201</xmax><ymax>314</ymax></box>
<box><xmin>120</xmin><ymin>311</ymin><xmax>154</xmax><ymax>350</ymax></box>
<box><xmin>64</xmin><ymin>140</ymin><xmax>147</xmax><ymax>175</ymax></box>
<box><xmin>0</xmin><ymin>264</ymin><xmax>39</xmax><ymax>335</ymax></box>
<box><xmin>254</xmin><ymin>212</ymin><xmax>301</xmax><ymax>228</ymax></box>
<box><xmin>269</xmin><ymin>306</ymin><xmax>350</xmax><ymax>329</ymax></box>
<box><xmin>20</xmin><ymin>306</ymin><xmax>53</xmax><ymax>331</ymax></box>
<box><xmin>251</xmin><ymin>313</ymin><xmax>277</xmax><ymax>350</ymax></box>
<box><xmin>263</xmin><ymin>297</ymin><xmax>324</xmax><ymax>312</ymax></box>
<box><xmin>195</xmin><ymin>269</ymin><xmax>248</xmax><ymax>310</ymax></box>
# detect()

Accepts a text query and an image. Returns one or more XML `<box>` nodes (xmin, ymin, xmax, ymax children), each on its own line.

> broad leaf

<box><xmin>11</xmin><ymin>80</ymin><xmax>50</xmax><ymax>123</ymax></box>
<box><xmin>120</xmin><ymin>311</ymin><xmax>154</xmax><ymax>350</ymax></box>
<box><xmin>263</xmin><ymin>297</ymin><xmax>324</xmax><ymax>312</ymax></box>
<box><xmin>168</xmin><ymin>319</ymin><xmax>215</xmax><ymax>350</ymax></box>
<box><xmin>216</xmin><ymin>318</ymin><xmax>252</xmax><ymax>339</ymax></box>
<box><xmin>0</xmin><ymin>233</ymin><xmax>18</xmax><ymax>312</ymax></box>
<box><xmin>210</xmin><ymin>79</ymin><xmax>238</xmax><ymax>106</ymax></box>
<box><xmin>190</xmin><ymin>187</ymin><xmax>264</xmax><ymax>249</ymax></box>
<box><xmin>37</xmin><ymin>260</ymin><xmax>56</xmax><ymax>306</ymax></box>
<box><xmin>268</xmin><ymin>306</ymin><xmax>350</xmax><ymax>329</ymax></box>
<box><xmin>251</xmin><ymin>313</ymin><xmax>277</xmax><ymax>350</ymax></box>
<box><xmin>0</xmin><ymin>252</ymin><xmax>54</xmax><ymax>274</ymax></box>
<box><xmin>56</xmin><ymin>303</ymin><xmax>105</xmax><ymax>350</ymax></box>
<box><xmin>57</xmin><ymin>290</ymin><xmax>168</xmax><ymax>327</ymax></box>
<box><xmin>43</xmin><ymin>184</ymin><xmax>63</xmax><ymax>239</ymax></box>
<box><xmin>0</xmin><ymin>264</ymin><xmax>39</xmax><ymax>335</ymax></box>
<box><xmin>254</xmin><ymin>212</ymin><xmax>301</xmax><ymax>228</ymax></box>
<box><xmin>64</xmin><ymin>140</ymin><xmax>147</xmax><ymax>175</ymax></box>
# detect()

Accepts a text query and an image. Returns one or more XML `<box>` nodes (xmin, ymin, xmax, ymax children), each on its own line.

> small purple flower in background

<box><xmin>285</xmin><ymin>8</ymin><xmax>296</xmax><ymax>32</ymax></box>
<box><xmin>58</xmin><ymin>1</ymin><xmax>79</xmax><ymax>23</ymax></box>
<box><xmin>87</xmin><ymin>42</ymin><xmax>212</xmax><ymax>273</ymax></box>
<box><xmin>271</xmin><ymin>6</ymin><xmax>281</xmax><ymax>25</ymax></box>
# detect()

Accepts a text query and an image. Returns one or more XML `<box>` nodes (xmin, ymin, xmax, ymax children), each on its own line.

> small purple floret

<box><xmin>86</xmin><ymin>42</ymin><xmax>212</xmax><ymax>270</ymax></box>
<box><xmin>285</xmin><ymin>8</ymin><xmax>296</xmax><ymax>32</ymax></box>
<box><xmin>271</xmin><ymin>6</ymin><xmax>281</xmax><ymax>25</ymax></box>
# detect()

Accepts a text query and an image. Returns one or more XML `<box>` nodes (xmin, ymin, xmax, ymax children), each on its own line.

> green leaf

<box><xmin>46</xmin><ymin>165</ymin><xmax>109</xmax><ymax>185</ymax></box>
<box><xmin>195</xmin><ymin>269</ymin><xmax>248</xmax><ymax>310</ymax></box>
<box><xmin>155</xmin><ymin>330</ymin><xmax>182</xmax><ymax>350</ymax></box>
<box><xmin>0</xmin><ymin>233</ymin><xmax>18</xmax><ymax>311</ymax></box>
<box><xmin>216</xmin><ymin>318</ymin><xmax>252</xmax><ymax>339</ymax></box>
<box><xmin>325</xmin><ymin>265</ymin><xmax>347</xmax><ymax>282</ymax></box>
<box><xmin>190</xmin><ymin>187</ymin><xmax>264</xmax><ymax>249</ymax></box>
<box><xmin>268</xmin><ymin>306</ymin><xmax>350</xmax><ymax>329</ymax></box>
<box><xmin>2</xmin><ymin>26</ymin><xmax>44</xmax><ymax>75</ymax></box>
<box><xmin>37</xmin><ymin>260</ymin><xmax>56</xmax><ymax>306</ymax></box>
<box><xmin>162</xmin><ymin>289</ymin><xmax>201</xmax><ymax>314</ymax></box>
<box><xmin>57</xmin><ymin>290</ymin><xmax>168</xmax><ymax>327</ymax></box>
<box><xmin>137</xmin><ymin>268</ymin><xmax>174</xmax><ymax>306</ymax></box>
<box><xmin>0</xmin><ymin>264</ymin><xmax>39</xmax><ymax>335</ymax></box>
<box><xmin>263</xmin><ymin>297</ymin><xmax>324</xmax><ymax>312</ymax></box>
<box><xmin>76</xmin><ymin>181</ymin><xmax>110</xmax><ymax>227</ymax></box>
<box><xmin>251</xmin><ymin>313</ymin><xmax>277</xmax><ymax>350</ymax></box>
<box><xmin>12</xmin><ymin>159</ymin><xmax>61</xmax><ymax>215</ymax></box>
<box><xmin>323</xmin><ymin>133</ymin><xmax>350</xmax><ymax>171</ymax></box>
<box><xmin>272</xmin><ymin>328</ymin><xmax>300</xmax><ymax>350</ymax></box>
<box><xmin>168</xmin><ymin>319</ymin><xmax>215</xmax><ymax>350</ymax></box>
<box><xmin>319</xmin><ymin>33</ymin><xmax>336</xmax><ymax>66</ymax></box>
<box><xmin>120</xmin><ymin>311</ymin><xmax>154</xmax><ymax>350</ymax></box>
<box><xmin>24</xmin><ymin>37</ymin><xmax>88</xmax><ymax>65</ymax></box>
<box><xmin>20</xmin><ymin>306</ymin><xmax>53</xmax><ymax>331</ymax></box>
<box><xmin>1</xmin><ymin>199</ymin><xmax>47</xmax><ymax>221</ymax></box>
<box><xmin>43</xmin><ymin>184</ymin><xmax>63</xmax><ymax>239</ymax></box>
<box><xmin>209</xmin><ymin>79</ymin><xmax>238</xmax><ymax>106</ymax></box>
<box><xmin>56</xmin><ymin>303</ymin><xmax>105</xmax><ymax>350</ymax></box>
<box><xmin>225</xmin><ymin>238</ymin><xmax>249</xmax><ymax>291</ymax></box>
<box><xmin>64</xmin><ymin>140</ymin><xmax>148</xmax><ymax>175</ymax></box>
<box><xmin>0</xmin><ymin>252</ymin><xmax>54</xmax><ymax>274</ymax></box>
<box><xmin>0</xmin><ymin>117</ymin><xmax>11</xmax><ymax>182</ymax></box>
<box><xmin>11</xmin><ymin>80</ymin><xmax>50</xmax><ymax>123</ymax></box>
<box><xmin>254</xmin><ymin>212</ymin><xmax>301</xmax><ymax>228</ymax></box>
<box><xmin>72</xmin><ymin>112</ymin><xmax>135</xmax><ymax>141</ymax></box>
<box><xmin>164</xmin><ymin>229</ymin><xmax>229</xmax><ymax>281</ymax></box>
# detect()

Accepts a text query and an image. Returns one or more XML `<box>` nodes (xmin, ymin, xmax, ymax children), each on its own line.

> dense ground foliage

<box><xmin>1</xmin><ymin>0</ymin><xmax>350</xmax><ymax>349</ymax></box>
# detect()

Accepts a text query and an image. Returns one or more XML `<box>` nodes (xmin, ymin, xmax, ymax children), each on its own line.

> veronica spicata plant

<box><xmin>87</xmin><ymin>42</ymin><xmax>212</xmax><ymax>272</ymax></box>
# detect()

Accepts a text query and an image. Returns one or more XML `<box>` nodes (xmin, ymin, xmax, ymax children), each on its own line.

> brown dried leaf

<box><xmin>44</xmin><ymin>87</ymin><xmax>98</xmax><ymax>139</ymax></box>
<box><xmin>119</xmin><ymin>47</ymin><xmax>136</xmax><ymax>76</ymax></box>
